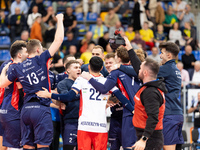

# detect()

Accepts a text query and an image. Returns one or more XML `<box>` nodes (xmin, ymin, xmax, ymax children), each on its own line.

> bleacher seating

<box><xmin>86</xmin><ymin>12</ymin><xmax>98</xmax><ymax>22</ymax></box>
<box><xmin>74</xmin><ymin>12</ymin><xmax>84</xmax><ymax>22</ymax></box>
<box><xmin>0</xmin><ymin>36</ymin><xmax>11</xmax><ymax>49</ymax></box>
<box><xmin>0</xmin><ymin>50</ymin><xmax>11</xmax><ymax>61</ymax></box>
<box><xmin>77</xmin><ymin>24</ymin><xmax>86</xmax><ymax>36</ymax></box>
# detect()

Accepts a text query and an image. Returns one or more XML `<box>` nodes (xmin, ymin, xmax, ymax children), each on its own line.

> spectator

<box><xmin>83</xmin><ymin>0</ymin><xmax>99</xmax><ymax>16</ymax></box>
<box><xmin>169</xmin><ymin>22</ymin><xmax>185</xmax><ymax>46</ymax></box>
<box><xmin>80</xmin><ymin>42</ymin><xmax>95</xmax><ymax>64</ymax></box>
<box><xmin>28</xmin><ymin>0</ymin><xmax>47</xmax><ymax>17</ymax></box>
<box><xmin>163</xmin><ymin>6</ymin><xmax>179</xmax><ymax>34</ymax></box>
<box><xmin>27</xmin><ymin>6</ymin><xmax>42</xmax><ymax>29</ymax></box>
<box><xmin>189</xmin><ymin>61</ymin><xmax>200</xmax><ymax>89</ymax></box>
<box><xmin>104</xmin><ymin>8</ymin><xmax>119</xmax><ymax>28</ymax></box>
<box><xmin>91</xmin><ymin>17</ymin><xmax>108</xmax><ymax>43</ymax></box>
<box><xmin>79</xmin><ymin>31</ymin><xmax>94</xmax><ymax>53</ymax></box>
<box><xmin>154</xmin><ymin>24</ymin><xmax>166</xmax><ymax>47</ymax></box>
<box><xmin>182</xmin><ymin>45</ymin><xmax>196</xmax><ymax>70</ymax></box>
<box><xmin>139</xmin><ymin>21</ymin><xmax>154</xmax><ymax>50</ymax></box>
<box><xmin>109</xmin><ymin>21</ymin><xmax>124</xmax><ymax>38</ymax></box>
<box><xmin>51</xmin><ymin>53</ymin><xmax>65</xmax><ymax>73</ymax></box>
<box><xmin>147</xmin><ymin>0</ymin><xmax>158</xmax><ymax>30</ymax></box>
<box><xmin>30</xmin><ymin>16</ymin><xmax>43</xmax><ymax>42</ymax></box>
<box><xmin>113</xmin><ymin>0</ymin><xmax>129</xmax><ymax>23</ymax></box>
<box><xmin>44</xmin><ymin>19</ymin><xmax>56</xmax><ymax>49</ymax></box>
<box><xmin>148</xmin><ymin>47</ymin><xmax>161</xmax><ymax>64</ymax></box>
<box><xmin>155</xmin><ymin>2</ymin><xmax>165</xmax><ymax>25</ymax></box>
<box><xmin>172</xmin><ymin>0</ymin><xmax>187</xmax><ymax>18</ymax></box>
<box><xmin>42</xmin><ymin>6</ymin><xmax>57</xmax><ymax>25</ymax></box>
<box><xmin>98</xmin><ymin>31</ymin><xmax>109</xmax><ymax>52</ymax></box>
<box><xmin>183</xmin><ymin>22</ymin><xmax>198</xmax><ymax>50</ymax></box>
<box><xmin>10</xmin><ymin>7</ymin><xmax>27</xmax><ymax>41</ymax></box>
<box><xmin>188</xmin><ymin>92</ymin><xmax>200</xmax><ymax>128</ymax></box>
<box><xmin>13</xmin><ymin>30</ymin><xmax>29</xmax><ymax>42</ymax></box>
<box><xmin>10</xmin><ymin>0</ymin><xmax>28</xmax><ymax>15</ymax></box>
<box><xmin>125</xmin><ymin>25</ymin><xmax>135</xmax><ymax>41</ymax></box>
<box><xmin>63</xmin><ymin>6</ymin><xmax>78</xmax><ymax>39</ymax></box>
<box><xmin>131</xmin><ymin>31</ymin><xmax>146</xmax><ymax>51</ymax></box>
<box><xmin>52</xmin><ymin>0</ymin><xmax>72</xmax><ymax>13</ymax></box>
<box><xmin>69</xmin><ymin>45</ymin><xmax>80</xmax><ymax>59</ymax></box>
<box><xmin>0</xmin><ymin>9</ymin><xmax>9</xmax><ymax>35</ymax></box>
<box><xmin>179</xmin><ymin>4</ymin><xmax>195</xmax><ymax>28</ymax></box>
<box><xmin>132</xmin><ymin>0</ymin><xmax>141</xmax><ymax>31</ymax></box>
<box><xmin>60</xmin><ymin>31</ymin><xmax>78</xmax><ymax>55</ymax></box>
<box><xmin>176</xmin><ymin>61</ymin><xmax>190</xmax><ymax>87</ymax></box>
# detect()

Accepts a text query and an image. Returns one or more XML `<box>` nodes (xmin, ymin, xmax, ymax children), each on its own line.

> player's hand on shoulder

<box><xmin>80</xmin><ymin>71</ymin><xmax>91</xmax><ymax>80</ymax></box>
<box><xmin>56</xmin><ymin>13</ymin><xmax>64</xmax><ymax>20</ymax></box>
<box><xmin>36</xmin><ymin>87</ymin><xmax>51</xmax><ymax>98</ymax></box>
<box><xmin>2</xmin><ymin>62</ymin><xmax>11</xmax><ymax>71</ymax></box>
<box><xmin>110</xmin><ymin>64</ymin><xmax>120</xmax><ymax>72</ymax></box>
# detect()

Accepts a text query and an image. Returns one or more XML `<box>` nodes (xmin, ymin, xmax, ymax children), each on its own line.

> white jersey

<box><xmin>72</xmin><ymin>75</ymin><xmax>117</xmax><ymax>133</ymax></box>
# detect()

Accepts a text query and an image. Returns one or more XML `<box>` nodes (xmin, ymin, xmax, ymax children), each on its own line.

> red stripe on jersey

<box><xmin>11</xmin><ymin>82</ymin><xmax>20</xmax><ymax>110</ymax></box>
<box><xmin>59</xmin><ymin>108</ymin><xmax>63</xmax><ymax>115</ymax></box>
<box><xmin>0</xmin><ymin>88</ymin><xmax>5</xmax><ymax>105</ymax></box>
<box><xmin>46</xmin><ymin>58</ymin><xmax>51</xmax><ymax>92</ymax></box>
<box><xmin>117</xmin><ymin>78</ymin><xmax>130</xmax><ymax>100</ymax></box>
<box><xmin>79</xmin><ymin>90</ymin><xmax>83</xmax><ymax>118</ymax></box>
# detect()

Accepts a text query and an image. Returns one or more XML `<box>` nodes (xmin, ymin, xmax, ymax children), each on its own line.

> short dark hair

<box><xmin>10</xmin><ymin>40</ymin><xmax>27</xmax><ymax>58</ymax></box>
<box><xmin>116</xmin><ymin>46</ymin><xmax>129</xmax><ymax>63</ymax></box>
<box><xmin>144</xmin><ymin>58</ymin><xmax>160</xmax><ymax>78</ymax></box>
<box><xmin>63</xmin><ymin>54</ymin><xmax>75</xmax><ymax>65</ymax></box>
<box><xmin>135</xmin><ymin>30</ymin><xmax>140</xmax><ymax>34</ymax></box>
<box><xmin>159</xmin><ymin>42</ymin><xmax>180</xmax><ymax>57</ymax></box>
<box><xmin>89</xmin><ymin>56</ymin><xmax>103</xmax><ymax>73</ymax></box>
<box><xmin>105</xmin><ymin>53</ymin><xmax>115</xmax><ymax>60</ymax></box>
<box><xmin>27</xmin><ymin>39</ymin><xmax>41</xmax><ymax>54</ymax></box>
<box><xmin>65</xmin><ymin>60</ymin><xmax>79</xmax><ymax>70</ymax></box>
<box><xmin>49</xmin><ymin>19</ymin><xmax>56</xmax><ymax>26</ymax></box>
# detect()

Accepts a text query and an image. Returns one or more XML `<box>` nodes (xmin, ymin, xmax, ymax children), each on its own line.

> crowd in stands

<box><xmin>0</xmin><ymin>0</ymin><xmax>200</xmax><ymax>87</ymax></box>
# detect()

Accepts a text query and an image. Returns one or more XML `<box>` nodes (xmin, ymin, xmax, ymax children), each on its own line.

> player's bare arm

<box><xmin>48</xmin><ymin>13</ymin><xmax>64</xmax><ymax>57</ymax></box>
<box><xmin>0</xmin><ymin>62</ymin><xmax>12</xmax><ymax>88</ymax></box>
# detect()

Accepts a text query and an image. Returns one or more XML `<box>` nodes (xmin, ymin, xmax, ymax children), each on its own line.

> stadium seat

<box><xmin>100</xmin><ymin>12</ymin><xmax>107</xmax><ymax>22</ymax></box>
<box><xmin>190</xmin><ymin>128</ymin><xmax>200</xmax><ymax>150</ymax></box>
<box><xmin>43</xmin><ymin>0</ymin><xmax>52</xmax><ymax>8</ymax></box>
<box><xmin>181</xmin><ymin>130</ymin><xmax>191</xmax><ymax>149</ymax></box>
<box><xmin>0</xmin><ymin>36</ymin><xmax>11</xmax><ymax>49</ymax></box>
<box><xmin>71</xmin><ymin>1</ymin><xmax>80</xmax><ymax>10</ymax></box>
<box><xmin>86</xmin><ymin>12</ymin><xmax>98</xmax><ymax>22</ymax></box>
<box><xmin>89</xmin><ymin>24</ymin><xmax>96</xmax><ymax>31</ymax></box>
<box><xmin>0</xmin><ymin>50</ymin><xmax>11</xmax><ymax>61</ymax></box>
<box><xmin>178</xmin><ymin>51</ymin><xmax>200</xmax><ymax>61</ymax></box>
<box><xmin>77</xmin><ymin>24</ymin><xmax>86</xmax><ymax>36</ymax></box>
<box><xmin>74</xmin><ymin>12</ymin><xmax>84</xmax><ymax>22</ymax></box>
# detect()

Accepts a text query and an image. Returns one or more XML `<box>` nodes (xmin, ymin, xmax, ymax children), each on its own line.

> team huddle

<box><xmin>0</xmin><ymin>14</ymin><xmax>183</xmax><ymax>150</ymax></box>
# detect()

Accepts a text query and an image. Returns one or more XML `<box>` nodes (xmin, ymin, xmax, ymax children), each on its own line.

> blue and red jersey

<box><xmin>7</xmin><ymin>50</ymin><xmax>52</xmax><ymax>106</ymax></box>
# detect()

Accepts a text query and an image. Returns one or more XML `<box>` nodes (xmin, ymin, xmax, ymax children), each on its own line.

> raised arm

<box><xmin>48</xmin><ymin>14</ymin><xmax>64</xmax><ymax>57</ymax></box>
<box><xmin>124</xmin><ymin>36</ymin><xmax>141</xmax><ymax>75</ymax></box>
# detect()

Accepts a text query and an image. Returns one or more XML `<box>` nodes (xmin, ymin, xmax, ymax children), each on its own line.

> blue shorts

<box><xmin>109</xmin><ymin>118</ymin><xmax>122</xmax><ymax>150</ymax></box>
<box><xmin>21</xmin><ymin>102</ymin><xmax>53</xmax><ymax>146</ymax></box>
<box><xmin>122</xmin><ymin>115</ymin><xmax>137</xmax><ymax>148</ymax></box>
<box><xmin>62</xmin><ymin>123</ymin><xmax>78</xmax><ymax>146</ymax></box>
<box><xmin>0</xmin><ymin>121</ymin><xmax>3</xmax><ymax>136</ymax></box>
<box><xmin>2</xmin><ymin>119</ymin><xmax>21</xmax><ymax>148</ymax></box>
<box><xmin>163</xmin><ymin>115</ymin><xmax>184</xmax><ymax>145</ymax></box>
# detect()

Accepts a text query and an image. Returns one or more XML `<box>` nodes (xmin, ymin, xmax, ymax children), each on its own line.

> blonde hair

<box><xmin>134</xmin><ymin>49</ymin><xmax>145</xmax><ymax>62</ymax></box>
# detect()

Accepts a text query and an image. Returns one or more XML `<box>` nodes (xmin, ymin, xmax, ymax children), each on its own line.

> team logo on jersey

<box><xmin>103</xmin><ymin>97</ymin><xmax>107</xmax><ymax>100</ymax></box>
<box><xmin>41</xmin><ymin>76</ymin><xmax>46</xmax><ymax>81</ymax></box>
